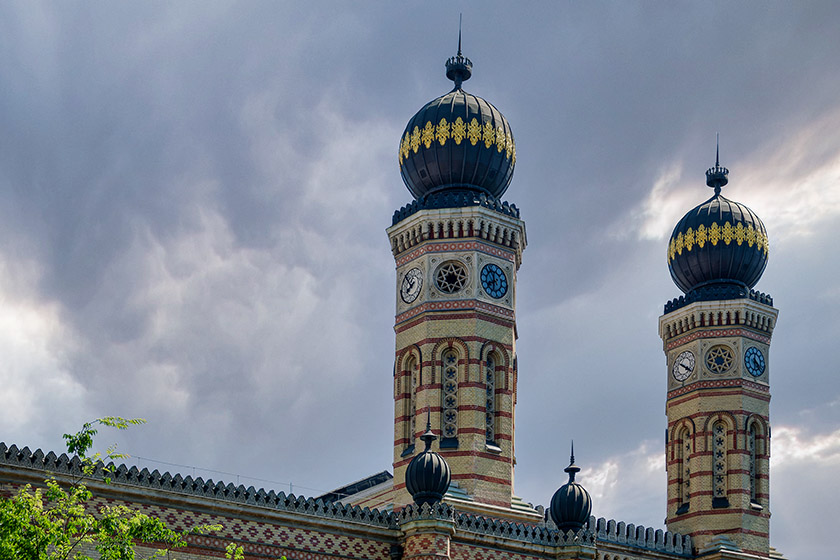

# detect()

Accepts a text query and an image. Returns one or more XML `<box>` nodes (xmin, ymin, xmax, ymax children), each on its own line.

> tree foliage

<box><xmin>0</xmin><ymin>418</ymin><xmax>244</xmax><ymax>560</ymax></box>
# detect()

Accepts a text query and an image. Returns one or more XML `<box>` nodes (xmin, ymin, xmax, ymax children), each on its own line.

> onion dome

<box><xmin>398</xmin><ymin>40</ymin><xmax>515</xmax><ymax>201</ymax></box>
<box><xmin>667</xmin><ymin>147</ymin><xmax>768</xmax><ymax>298</ymax></box>
<box><xmin>405</xmin><ymin>415</ymin><xmax>451</xmax><ymax>507</ymax></box>
<box><xmin>550</xmin><ymin>444</ymin><xmax>592</xmax><ymax>531</ymax></box>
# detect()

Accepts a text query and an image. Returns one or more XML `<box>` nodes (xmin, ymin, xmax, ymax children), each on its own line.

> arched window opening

<box><xmin>485</xmin><ymin>355</ymin><xmax>496</xmax><ymax>444</ymax></box>
<box><xmin>712</xmin><ymin>420</ymin><xmax>729</xmax><ymax>508</ymax></box>
<box><xmin>440</xmin><ymin>349</ymin><xmax>459</xmax><ymax>448</ymax></box>
<box><xmin>749</xmin><ymin>424</ymin><xmax>760</xmax><ymax>506</ymax></box>
<box><xmin>676</xmin><ymin>426</ymin><xmax>690</xmax><ymax>514</ymax></box>
<box><xmin>404</xmin><ymin>355</ymin><xmax>418</xmax><ymax>454</ymax></box>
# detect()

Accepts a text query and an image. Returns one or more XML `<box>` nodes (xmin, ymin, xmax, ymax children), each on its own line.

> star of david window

<box><xmin>435</xmin><ymin>261</ymin><xmax>468</xmax><ymax>294</ymax></box>
<box><xmin>705</xmin><ymin>345</ymin><xmax>734</xmax><ymax>374</ymax></box>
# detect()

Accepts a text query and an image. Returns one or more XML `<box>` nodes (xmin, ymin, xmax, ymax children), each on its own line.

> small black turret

<box><xmin>550</xmin><ymin>443</ymin><xmax>592</xmax><ymax>531</ymax></box>
<box><xmin>405</xmin><ymin>414</ymin><xmax>451</xmax><ymax>507</ymax></box>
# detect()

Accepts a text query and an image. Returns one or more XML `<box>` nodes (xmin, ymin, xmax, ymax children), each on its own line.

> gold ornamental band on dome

<box><xmin>398</xmin><ymin>116</ymin><xmax>516</xmax><ymax>166</ymax></box>
<box><xmin>667</xmin><ymin>221</ymin><xmax>769</xmax><ymax>263</ymax></box>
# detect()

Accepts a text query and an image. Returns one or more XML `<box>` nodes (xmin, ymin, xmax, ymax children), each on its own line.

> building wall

<box><xmin>0</xmin><ymin>444</ymin><xmax>695</xmax><ymax>560</ymax></box>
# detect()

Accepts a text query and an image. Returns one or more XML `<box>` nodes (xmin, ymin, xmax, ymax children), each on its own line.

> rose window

<box><xmin>435</xmin><ymin>261</ymin><xmax>468</xmax><ymax>294</ymax></box>
<box><xmin>705</xmin><ymin>345</ymin><xmax>734</xmax><ymax>374</ymax></box>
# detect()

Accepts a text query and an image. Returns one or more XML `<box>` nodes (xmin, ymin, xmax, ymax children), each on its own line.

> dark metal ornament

<box><xmin>405</xmin><ymin>412</ymin><xmax>451</xmax><ymax>507</ymax></box>
<box><xmin>398</xmin><ymin>34</ymin><xmax>515</xmax><ymax>201</ymax></box>
<box><xmin>667</xmin><ymin>146</ymin><xmax>768</xmax><ymax>298</ymax></box>
<box><xmin>550</xmin><ymin>443</ymin><xmax>592</xmax><ymax>531</ymax></box>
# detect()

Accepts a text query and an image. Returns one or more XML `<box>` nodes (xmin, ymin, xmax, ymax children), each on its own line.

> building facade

<box><xmin>0</xmin><ymin>45</ymin><xmax>784</xmax><ymax>560</ymax></box>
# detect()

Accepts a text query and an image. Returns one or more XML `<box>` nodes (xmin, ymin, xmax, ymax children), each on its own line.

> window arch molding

<box><xmin>702</xmin><ymin>412</ymin><xmax>737</xmax><ymax>447</ymax></box>
<box><xmin>669</xmin><ymin>418</ymin><xmax>696</xmax><ymax>460</ymax></box>
<box><xmin>479</xmin><ymin>342</ymin><xmax>510</xmax><ymax>388</ymax></box>
<box><xmin>431</xmin><ymin>338</ymin><xmax>469</xmax><ymax>383</ymax></box>
<box><xmin>744</xmin><ymin>414</ymin><xmax>768</xmax><ymax>439</ymax></box>
<box><xmin>398</xmin><ymin>345</ymin><xmax>423</xmax><ymax>387</ymax></box>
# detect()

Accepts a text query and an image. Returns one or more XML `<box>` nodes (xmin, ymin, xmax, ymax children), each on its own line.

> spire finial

<box><xmin>445</xmin><ymin>16</ymin><xmax>472</xmax><ymax>90</ymax></box>
<box><xmin>705</xmin><ymin>133</ymin><xmax>729</xmax><ymax>195</ymax></box>
<box><xmin>564</xmin><ymin>440</ymin><xmax>581</xmax><ymax>482</ymax></box>
<box><xmin>420</xmin><ymin>407</ymin><xmax>436</xmax><ymax>451</ymax></box>
<box><xmin>458</xmin><ymin>13</ymin><xmax>463</xmax><ymax>56</ymax></box>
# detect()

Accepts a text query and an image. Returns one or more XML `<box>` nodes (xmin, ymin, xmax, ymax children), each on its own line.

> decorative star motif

<box><xmin>706</xmin><ymin>346</ymin><xmax>734</xmax><ymax>373</ymax></box>
<box><xmin>436</xmin><ymin>262</ymin><xmax>468</xmax><ymax>293</ymax></box>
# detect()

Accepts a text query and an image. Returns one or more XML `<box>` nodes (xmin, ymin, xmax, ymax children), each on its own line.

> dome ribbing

<box><xmin>405</xmin><ymin>417</ymin><xmax>451</xmax><ymax>507</ymax></box>
<box><xmin>398</xmin><ymin>47</ymin><xmax>515</xmax><ymax>201</ymax></box>
<box><xmin>667</xmin><ymin>151</ymin><xmax>768</xmax><ymax>297</ymax></box>
<box><xmin>549</xmin><ymin>445</ymin><xmax>592</xmax><ymax>531</ymax></box>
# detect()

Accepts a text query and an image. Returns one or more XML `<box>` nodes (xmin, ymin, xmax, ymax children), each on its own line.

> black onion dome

<box><xmin>668</xmin><ymin>153</ymin><xmax>768</xmax><ymax>296</ymax></box>
<box><xmin>550</xmin><ymin>447</ymin><xmax>592</xmax><ymax>531</ymax></box>
<box><xmin>405</xmin><ymin>419</ymin><xmax>451</xmax><ymax>507</ymax></box>
<box><xmin>398</xmin><ymin>49</ymin><xmax>515</xmax><ymax>201</ymax></box>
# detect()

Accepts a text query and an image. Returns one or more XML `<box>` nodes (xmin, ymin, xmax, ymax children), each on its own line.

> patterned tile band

<box><xmin>398</xmin><ymin>117</ymin><xmax>516</xmax><ymax>166</ymax></box>
<box><xmin>668</xmin><ymin>221</ymin><xmax>768</xmax><ymax>264</ymax></box>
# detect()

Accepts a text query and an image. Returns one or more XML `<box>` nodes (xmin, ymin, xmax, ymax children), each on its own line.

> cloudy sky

<box><xmin>2</xmin><ymin>2</ymin><xmax>839</xmax><ymax>557</ymax></box>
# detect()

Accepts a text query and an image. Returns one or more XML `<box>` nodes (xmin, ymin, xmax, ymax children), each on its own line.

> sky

<box><xmin>1</xmin><ymin>2</ymin><xmax>839</xmax><ymax>558</ymax></box>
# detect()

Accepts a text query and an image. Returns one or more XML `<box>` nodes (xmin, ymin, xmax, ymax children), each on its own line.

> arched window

<box><xmin>712</xmin><ymin>420</ymin><xmax>729</xmax><ymax>508</ymax></box>
<box><xmin>404</xmin><ymin>355</ymin><xmax>418</xmax><ymax>452</ymax></box>
<box><xmin>749</xmin><ymin>423</ymin><xmax>760</xmax><ymax>506</ymax></box>
<box><xmin>440</xmin><ymin>349</ymin><xmax>459</xmax><ymax>447</ymax></box>
<box><xmin>485</xmin><ymin>355</ymin><xmax>496</xmax><ymax>443</ymax></box>
<box><xmin>676</xmin><ymin>426</ymin><xmax>691</xmax><ymax>514</ymax></box>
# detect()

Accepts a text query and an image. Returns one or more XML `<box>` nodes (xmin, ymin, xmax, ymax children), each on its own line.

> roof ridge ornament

<box><xmin>446</xmin><ymin>14</ymin><xmax>472</xmax><ymax>90</ymax></box>
<box><xmin>705</xmin><ymin>133</ymin><xmax>729</xmax><ymax>195</ymax></box>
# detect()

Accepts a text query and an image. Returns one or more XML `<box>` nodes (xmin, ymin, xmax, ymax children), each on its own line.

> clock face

<box><xmin>400</xmin><ymin>267</ymin><xmax>423</xmax><ymax>303</ymax></box>
<box><xmin>672</xmin><ymin>350</ymin><xmax>695</xmax><ymax>381</ymax></box>
<box><xmin>480</xmin><ymin>263</ymin><xmax>508</xmax><ymax>299</ymax></box>
<box><xmin>744</xmin><ymin>346</ymin><xmax>766</xmax><ymax>377</ymax></box>
<box><xmin>705</xmin><ymin>345</ymin><xmax>734</xmax><ymax>374</ymax></box>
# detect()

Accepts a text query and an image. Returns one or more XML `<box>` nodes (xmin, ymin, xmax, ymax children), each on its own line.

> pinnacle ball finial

<box><xmin>445</xmin><ymin>15</ymin><xmax>472</xmax><ymax>90</ymax></box>
<box><xmin>705</xmin><ymin>133</ymin><xmax>729</xmax><ymax>194</ymax></box>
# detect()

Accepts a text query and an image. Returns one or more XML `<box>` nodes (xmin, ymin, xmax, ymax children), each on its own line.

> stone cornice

<box><xmin>660</xmin><ymin>299</ymin><xmax>778</xmax><ymax>345</ymax></box>
<box><xmin>387</xmin><ymin>206</ymin><xmax>526</xmax><ymax>268</ymax></box>
<box><xmin>395</xmin><ymin>299</ymin><xmax>515</xmax><ymax>326</ymax></box>
<box><xmin>667</xmin><ymin>377</ymin><xmax>770</xmax><ymax>400</ymax></box>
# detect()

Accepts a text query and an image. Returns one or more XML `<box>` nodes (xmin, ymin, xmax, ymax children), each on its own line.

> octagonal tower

<box><xmin>387</xmin><ymin>44</ymin><xmax>531</xmax><ymax>519</ymax></box>
<box><xmin>660</xmin><ymin>150</ymin><xmax>777</xmax><ymax>557</ymax></box>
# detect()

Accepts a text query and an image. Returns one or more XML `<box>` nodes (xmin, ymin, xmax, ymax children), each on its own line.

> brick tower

<box><xmin>659</xmin><ymin>151</ymin><xmax>777</xmax><ymax>557</ymax></box>
<box><xmin>386</xmin><ymin>45</ymin><xmax>529</xmax><ymax>514</ymax></box>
